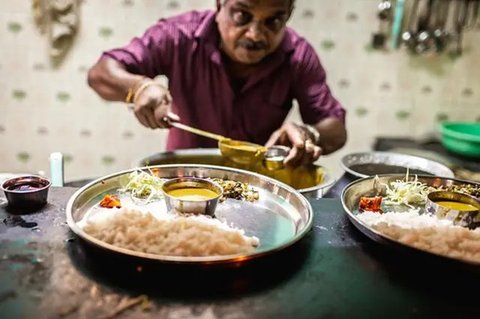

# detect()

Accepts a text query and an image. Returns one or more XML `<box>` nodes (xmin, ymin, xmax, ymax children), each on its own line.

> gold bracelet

<box><xmin>125</xmin><ymin>77</ymin><xmax>148</xmax><ymax>104</ymax></box>
<box><xmin>125</xmin><ymin>88</ymin><xmax>135</xmax><ymax>104</ymax></box>
<box><xmin>132</xmin><ymin>81</ymin><xmax>165</xmax><ymax>104</ymax></box>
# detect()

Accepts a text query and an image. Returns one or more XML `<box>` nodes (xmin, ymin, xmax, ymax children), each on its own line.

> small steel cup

<box><xmin>263</xmin><ymin>145</ymin><xmax>290</xmax><ymax>171</ymax></box>
<box><xmin>162</xmin><ymin>177</ymin><xmax>223</xmax><ymax>216</ymax></box>
<box><xmin>1</xmin><ymin>175</ymin><xmax>51</xmax><ymax>210</ymax></box>
<box><xmin>426</xmin><ymin>191</ymin><xmax>480</xmax><ymax>229</ymax></box>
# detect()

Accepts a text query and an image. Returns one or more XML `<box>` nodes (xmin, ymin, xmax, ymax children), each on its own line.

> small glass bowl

<box><xmin>162</xmin><ymin>177</ymin><xmax>223</xmax><ymax>216</ymax></box>
<box><xmin>1</xmin><ymin>175</ymin><xmax>51</xmax><ymax>210</ymax></box>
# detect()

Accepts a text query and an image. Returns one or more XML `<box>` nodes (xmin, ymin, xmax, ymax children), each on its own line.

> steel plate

<box><xmin>341</xmin><ymin>174</ymin><xmax>480</xmax><ymax>266</ymax></box>
<box><xmin>341</xmin><ymin>151</ymin><xmax>454</xmax><ymax>178</ymax></box>
<box><xmin>66</xmin><ymin>164</ymin><xmax>313</xmax><ymax>265</ymax></box>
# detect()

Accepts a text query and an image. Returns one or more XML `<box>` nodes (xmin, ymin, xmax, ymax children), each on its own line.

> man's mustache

<box><xmin>237</xmin><ymin>39</ymin><xmax>267</xmax><ymax>51</ymax></box>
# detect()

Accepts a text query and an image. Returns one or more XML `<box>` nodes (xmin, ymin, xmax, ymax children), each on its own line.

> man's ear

<box><xmin>216</xmin><ymin>0</ymin><xmax>222</xmax><ymax>12</ymax></box>
<box><xmin>287</xmin><ymin>4</ymin><xmax>295</xmax><ymax>20</ymax></box>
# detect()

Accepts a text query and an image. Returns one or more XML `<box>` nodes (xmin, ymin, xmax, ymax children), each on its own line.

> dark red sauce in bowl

<box><xmin>1</xmin><ymin>175</ymin><xmax>51</xmax><ymax>210</ymax></box>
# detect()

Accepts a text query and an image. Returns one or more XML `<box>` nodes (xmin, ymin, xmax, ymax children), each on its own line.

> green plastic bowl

<box><xmin>440</xmin><ymin>122</ymin><xmax>480</xmax><ymax>158</ymax></box>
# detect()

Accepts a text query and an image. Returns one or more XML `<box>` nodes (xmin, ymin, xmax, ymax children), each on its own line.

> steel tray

<box><xmin>66</xmin><ymin>164</ymin><xmax>313</xmax><ymax>265</ymax></box>
<box><xmin>341</xmin><ymin>174</ymin><xmax>480</xmax><ymax>266</ymax></box>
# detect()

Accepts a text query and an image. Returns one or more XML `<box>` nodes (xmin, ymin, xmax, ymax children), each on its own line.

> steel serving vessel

<box><xmin>136</xmin><ymin>148</ymin><xmax>335</xmax><ymax>198</ymax></box>
<box><xmin>66</xmin><ymin>164</ymin><xmax>313</xmax><ymax>265</ymax></box>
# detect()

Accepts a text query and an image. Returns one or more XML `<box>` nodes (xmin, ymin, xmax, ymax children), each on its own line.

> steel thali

<box><xmin>342</xmin><ymin>174</ymin><xmax>480</xmax><ymax>266</ymax></box>
<box><xmin>66</xmin><ymin>164</ymin><xmax>312</xmax><ymax>265</ymax></box>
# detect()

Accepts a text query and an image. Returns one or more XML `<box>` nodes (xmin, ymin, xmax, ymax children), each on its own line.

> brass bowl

<box><xmin>162</xmin><ymin>177</ymin><xmax>223</xmax><ymax>216</ymax></box>
<box><xmin>218</xmin><ymin>139</ymin><xmax>266</xmax><ymax>165</ymax></box>
<box><xmin>426</xmin><ymin>191</ymin><xmax>480</xmax><ymax>229</ymax></box>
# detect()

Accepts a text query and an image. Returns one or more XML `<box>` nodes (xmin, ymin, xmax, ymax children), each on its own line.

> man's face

<box><xmin>216</xmin><ymin>0</ymin><xmax>292</xmax><ymax>65</ymax></box>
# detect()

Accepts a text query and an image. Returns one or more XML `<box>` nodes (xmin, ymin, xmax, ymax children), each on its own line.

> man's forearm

<box><xmin>87</xmin><ymin>57</ymin><xmax>146</xmax><ymax>102</ymax></box>
<box><xmin>313</xmin><ymin>117</ymin><xmax>347</xmax><ymax>155</ymax></box>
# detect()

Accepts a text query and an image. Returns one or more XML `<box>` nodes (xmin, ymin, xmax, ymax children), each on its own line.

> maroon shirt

<box><xmin>103</xmin><ymin>10</ymin><xmax>346</xmax><ymax>151</ymax></box>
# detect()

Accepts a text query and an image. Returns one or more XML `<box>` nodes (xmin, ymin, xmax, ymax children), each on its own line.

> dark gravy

<box><xmin>6</xmin><ymin>181</ymin><xmax>45</xmax><ymax>192</ymax></box>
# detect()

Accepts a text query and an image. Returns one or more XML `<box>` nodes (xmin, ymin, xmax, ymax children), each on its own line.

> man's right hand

<box><xmin>132</xmin><ymin>82</ymin><xmax>180</xmax><ymax>129</ymax></box>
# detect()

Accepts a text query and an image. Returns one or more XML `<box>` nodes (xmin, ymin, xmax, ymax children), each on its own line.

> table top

<box><xmin>1</xmin><ymin>187</ymin><xmax>479</xmax><ymax>319</ymax></box>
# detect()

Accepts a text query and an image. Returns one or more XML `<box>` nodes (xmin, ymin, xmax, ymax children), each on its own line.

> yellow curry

<box><xmin>167</xmin><ymin>187</ymin><xmax>219</xmax><ymax>201</ymax></box>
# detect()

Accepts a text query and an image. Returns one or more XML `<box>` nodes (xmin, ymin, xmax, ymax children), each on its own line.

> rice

<box><xmin>357</xmin><ymin>210</ymin><xmax>480</xmax><ymax>263</ymax></box>
<box><xmin>82</xmin><ymin>207</ymin><xmax>259</xmax><ymax>257</ymax></box>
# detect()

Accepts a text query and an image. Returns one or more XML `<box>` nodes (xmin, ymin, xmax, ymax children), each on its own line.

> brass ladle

<box><xmin>168</xmin><ymin>121</ymin><xmax>267</xmax><ymax>165</ymax></box>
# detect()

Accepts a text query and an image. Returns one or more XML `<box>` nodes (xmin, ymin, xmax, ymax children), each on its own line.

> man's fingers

<box><xmin>301</xmin><ymin>140</ymin><xmax>316</xmax><ymax>165</ymax></box>
<box><xmin>134</xmin><ymin>111</ymin><xmax>153</xmax><ymax>129</ymax></box>
<box><xmin>265</xmin><ymin>129</ymin><xmax>282</xmax><ymax>147</ymax></box>
<box><xmin>284</xmin><ymin>145</ymin><xmax>304</xmax><ymax>168</ymax></box>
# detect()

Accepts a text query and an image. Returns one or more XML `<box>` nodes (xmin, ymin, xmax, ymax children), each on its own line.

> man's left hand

<box><xmin>265</xmin><ymin>122</ymin><xmax>322</xmax><ymax>168</ymax></box>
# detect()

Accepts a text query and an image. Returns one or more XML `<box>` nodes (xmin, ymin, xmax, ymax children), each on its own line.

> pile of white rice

<box><xmin>82</xmin><ymin>207</ymin><xmax>259</xmax><ymax>257</ymax></box>
<box><xmin>357</xmin><ymin>210</ymin><xmax>480</xmax><ymax>263</ymax></box>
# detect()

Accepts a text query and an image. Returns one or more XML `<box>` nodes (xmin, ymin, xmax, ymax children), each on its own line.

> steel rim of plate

<box><xmin>66</xmin><ymin>164</ymin><xmax>313</xmax><ymax>264</ymax></box>
<box><xmin>340</xmin><ymin>151</ymin><xmax>455</xmax><ymax>178</ymax></box>
<box><xmin>341</xmin><ymin>174</ymin><xmax>480</xmax><ymax>266</ymax></box>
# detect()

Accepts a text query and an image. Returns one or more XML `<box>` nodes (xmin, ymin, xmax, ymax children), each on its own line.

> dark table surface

<box><xmin>1</xmin><ymin>187</ymin><xmax>479</xmax><ymax>319</ymax></box>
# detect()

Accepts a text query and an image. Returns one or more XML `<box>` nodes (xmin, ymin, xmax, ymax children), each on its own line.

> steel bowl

<box><xmin>426</xmin><ymin>191</ymin><xmax>480</xmax><ymax>229</ymax></box>
<box><xmin>1</xmin><ymin>175</ymin><xmax>51</xmax><ymax>210</ymax></box>
<box><xmin>162</xmin><ymin>177</ymin><xmax>223</xmax><ymax>216</ymax></box>
<box><xmin>263</xmin><ymin>145</ymin><xmax>290</xmax><ymax>171</ymax></box>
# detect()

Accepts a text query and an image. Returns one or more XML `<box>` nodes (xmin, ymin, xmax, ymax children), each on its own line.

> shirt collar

<box><xmin>194</xmin><ymin>11</ymin><xmax>218</xmax><ymax>42</ymax></box>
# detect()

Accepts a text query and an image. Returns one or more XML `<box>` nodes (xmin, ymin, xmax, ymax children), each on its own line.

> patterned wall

<box><xmin>1</xmin><ymin>0</ymin><xmax>479</xmax><ymax>182</ymax></box>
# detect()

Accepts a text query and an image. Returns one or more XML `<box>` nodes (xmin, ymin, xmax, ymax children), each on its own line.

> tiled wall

<box><xmin>1</xmin><ymin>0</ymin><xmax>479</xmax><ymax>182</ymax></box>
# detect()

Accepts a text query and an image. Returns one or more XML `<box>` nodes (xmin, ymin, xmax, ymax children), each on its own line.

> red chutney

<box><xmin>359</xmin><ymin>196</ymin><xmax>383</xmax><ymax>213</ymax></box>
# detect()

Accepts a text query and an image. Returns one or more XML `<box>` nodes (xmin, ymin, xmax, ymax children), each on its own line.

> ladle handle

<box><xmin>169</xmin><ymin>121</ymin><xmax>227</xmax><ymax>142</ymax></box>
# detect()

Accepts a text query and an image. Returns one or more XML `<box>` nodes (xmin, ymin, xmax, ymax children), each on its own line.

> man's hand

<box><xmin>132</xmin><ymin>82</ymin><xmax>179</xmax><ymax>129</ymax></box>
<box><xmin>265</xmin><ymin>122</ymin><xmax>322</xmax><ymax>168</ymax></box>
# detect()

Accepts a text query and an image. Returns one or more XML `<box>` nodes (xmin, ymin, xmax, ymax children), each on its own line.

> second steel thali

<box><xmin>66</xmin><ymin>164</ymin><xmax>313</xmax><ymax>265</ymax></box>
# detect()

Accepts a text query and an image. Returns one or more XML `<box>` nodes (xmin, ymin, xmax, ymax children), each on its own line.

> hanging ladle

<box><xmin>166</xmin><ymin>120</ymin><xmax>273</xmax><ymax>166</ymax></box>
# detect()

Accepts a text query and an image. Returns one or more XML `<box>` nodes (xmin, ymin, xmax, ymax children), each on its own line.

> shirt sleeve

<box><xmin>101</xmin><ymin>18</ymin><xmax>178</xmax><ymax>79</ymax></box>
<box><xmin>291</xmin><ymin>41</ymin><xmax>346</xmax><ymax>125</ymax></box>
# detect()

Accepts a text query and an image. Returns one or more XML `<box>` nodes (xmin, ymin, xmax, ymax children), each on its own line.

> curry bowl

<box><xmin>1</xmin><ymin>175</ymin><xmax>51</xmax><ymax>210</ymax></box>
<box><xmin>162</xmin><ymin>177</ymin><xmax>223</xmax><ymax>216</ymax></box>
<box><xmin>425</xmin><ymin>191</ymin><xmax>480</xmax><ymax>229</ymax></box>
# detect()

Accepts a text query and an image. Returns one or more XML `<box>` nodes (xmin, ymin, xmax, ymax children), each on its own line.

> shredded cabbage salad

<box><xmin>121</xmin><ymin>169</ymin><xmax>165</xmax><ymax>202</ymax></box>
<box><xmin>382</xmin><ymin>172</ymin><xmax>429</xmax><ymax>208</ymax></box>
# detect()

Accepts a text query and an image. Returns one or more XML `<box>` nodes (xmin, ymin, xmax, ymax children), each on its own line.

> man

<box><xmin>87</xmin><ymin>0</ymin><xmax>347</xmax><ymax>168</ymax></box>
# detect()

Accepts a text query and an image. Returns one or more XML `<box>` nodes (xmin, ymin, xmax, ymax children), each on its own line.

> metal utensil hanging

<box><xmin>384</xmin><ymin>0</ymin><xmax>480</xmax><ymax>55</ymax></box>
